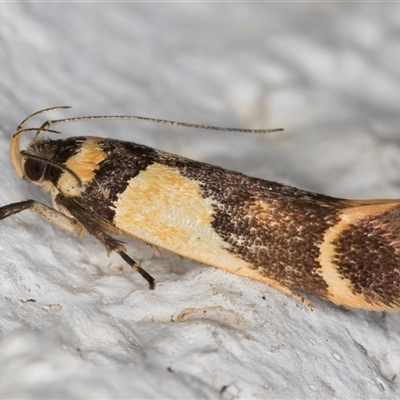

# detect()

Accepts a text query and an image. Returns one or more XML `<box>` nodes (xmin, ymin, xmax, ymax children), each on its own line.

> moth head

<box><xmin>10</xmin><ymin>107</ymin><xmax>82</xmax><ymax>191</ymax></box>
<box><xmin>22</xmin><ymin>154</ymin><xmax>47</xmax><ymax>183</ymax></box>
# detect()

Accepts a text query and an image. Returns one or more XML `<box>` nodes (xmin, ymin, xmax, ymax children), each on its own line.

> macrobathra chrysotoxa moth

<box><xmin>1</xmin><ymin>107</ymin><xmax>400</xmax><ymax>312</ymax></box>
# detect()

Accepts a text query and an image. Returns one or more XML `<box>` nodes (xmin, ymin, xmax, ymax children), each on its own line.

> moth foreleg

<box><xmin>0</xmin><ymin>200</ymin><xmax>85</xmax><ymax>237</ymax></box>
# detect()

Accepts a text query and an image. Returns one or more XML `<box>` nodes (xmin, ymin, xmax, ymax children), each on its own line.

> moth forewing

<box><xmin>1</xmin><ymin>107</ymin><xmax>400</xmax><ymax>312</ymax></box>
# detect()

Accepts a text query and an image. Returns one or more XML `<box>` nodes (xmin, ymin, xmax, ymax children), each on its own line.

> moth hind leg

<box><xmin>281</xmin><ymin>287</ymin><xmax>314</xmax><ymax>310</ymax></box>
<box><xmin>261</xmin><ymin>276</ymin><xmax>315</xmax><ymax>310</ymax></box>
<box><xmin>119</xmin><ymin>251</ymin><xmax>155</xmax><ymax>290</ymax></box>
<box><xmin>83</xmin><ymin>224</ymin><xmax>155</xmax><ymax>290</ymax></box>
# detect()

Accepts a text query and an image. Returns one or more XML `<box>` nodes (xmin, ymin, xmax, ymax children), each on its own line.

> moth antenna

<box><xmin>17</xmin><ymin>127</ymin><xmax>62</xmax><ymax>136</ymax></box>
<box><xmin>11</xmin><ymin>106</ymin><xmax>282</xmax><ymax>181</ymax></box>
<box><xmin>40</xmin><ymin>114</ymin><xmax>283</xmax><ymax>134</ymax></box>
<box><xmin>20</xmin><ymin>151</ymin><xmax>83</xmax><ymax>188</ymax></box>
<box><xmin>14</xmin><ymin>106</ymin><xmax>71</xmax><ymax>136</ymax></box>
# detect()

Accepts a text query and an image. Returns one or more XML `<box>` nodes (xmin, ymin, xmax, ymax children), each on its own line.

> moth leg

<box><xmin>276</xmin><ymin>286</ymin><xmax>314</xmax><ymax>310</ymax></box>
<box><xmin>151</xmin><ymin>244</ymin><xmax>163</xmax><ymax>258</ymax></box>
<box><xmin>254</xmin><ymin>272</ymin><xmax>314</xmax><ymax>310</ymax></box>
<box><xmin>78</xmin><ymin>221</ymin><xmax>155</xmax><ymax>290</ymax></box>
<box><xmin>119</xmin><ymin>251</ymin><xmax>155</xmax><ymax>290</ymax></box>
<box><xmin>55</xmin><ymin>194</ymin><xmax>155</xmax><ymax>289</ymax></box>
<box><xmin>266</xmin><ymin>285</ymin><xmax>314</xmax><ymax>310</ymax></box>
<box><xmin>0</xmin><ymin>200</ymin><xmax>85</xmax><ymax>237</ymax></box>
<box><xmin>0</xmin><ymin>200</ymin><xmax>155</xmax><ymax>289</ymax></box>
<box><xmin>290</xmin><ymin>292</ymin><xmax>314</xmax><ymax>311</ymax></box>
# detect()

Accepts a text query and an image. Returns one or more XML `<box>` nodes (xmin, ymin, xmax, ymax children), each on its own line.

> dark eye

<box><xmin>24</xmin><ymin>158</ymin><xmax>45</xmax><ymax>181</ymax></box>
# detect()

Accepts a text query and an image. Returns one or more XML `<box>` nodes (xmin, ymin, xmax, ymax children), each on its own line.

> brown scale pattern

<box><xmin>53</xmin><ymin>138</ymin><xmax>159</xmax><ymax>224</ymax></box>
<box><xmin>166</xmin><ymin>156</ymin><xmax>345</xmax><ymax>299</ymax></box>
<box><xmin>27</xmin><ymin>137</ymin><xmax>400</xmax><ymax>308</ymax></box>
<box><xmin>333</xmin><ymin>206</ymin><xmax>400</xmax><ymax>308</ymax></box>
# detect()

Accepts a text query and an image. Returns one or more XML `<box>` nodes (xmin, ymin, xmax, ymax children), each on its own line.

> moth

<box><xmin>1</xmin><ymin>107</ymin><xmax>399</xmax><ymax>312</ymax></box>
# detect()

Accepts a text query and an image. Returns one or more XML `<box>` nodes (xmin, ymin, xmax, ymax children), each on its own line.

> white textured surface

<box><xmin>0</xmin><ymin>3</ymin><xmax>400</xmax><ymax>399</ymax></box>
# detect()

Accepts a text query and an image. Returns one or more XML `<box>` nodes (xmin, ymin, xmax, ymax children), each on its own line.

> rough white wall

<box><xmin>0</xmin><ymin>3</ymin><xmax>399</xmax><ymax>399</ymax></box>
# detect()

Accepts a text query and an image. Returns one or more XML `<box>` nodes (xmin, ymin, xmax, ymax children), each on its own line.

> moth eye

<box><xmin>24</xmin><ymin>158</ymin><xmax>45</xmax><ymax>181</ymax></box>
